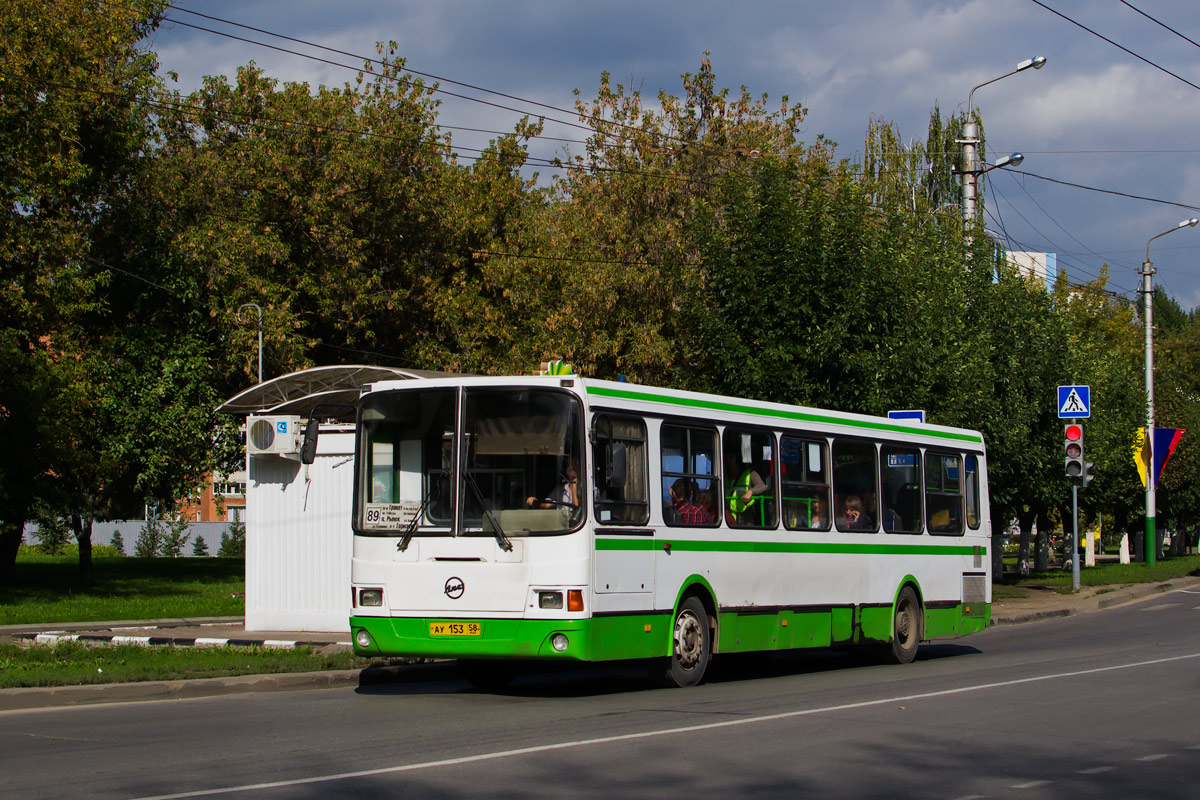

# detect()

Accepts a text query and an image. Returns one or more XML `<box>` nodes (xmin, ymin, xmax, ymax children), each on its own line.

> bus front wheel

<box><xmin>889</xmin><ymin>586</ymin><xmax>922</xmax><ymax>664</ymax></box>
<box><xmin>662</xmin><ymin>596</ymin><xmax>711</xmax><ymax>687</ymax></box>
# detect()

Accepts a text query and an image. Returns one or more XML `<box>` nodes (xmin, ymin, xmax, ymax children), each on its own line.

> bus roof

<box><xmin>361</xmin><ymin>374</ymin><xmax>985</xmax><ymax>448</ymax></box>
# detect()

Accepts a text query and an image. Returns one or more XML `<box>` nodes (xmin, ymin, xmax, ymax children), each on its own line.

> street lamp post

<box><xmin>238</xmin><ymin>303</ymin><xmax>263</xmax><ymax>385</ymax></box>
<box><xmin>1141</xmin><ymin>218</ymin><xmax>1198</xmax><ymax>565</ymax></box>
<box><xmin>961</xmin><ymin>56</ymin><xmax>1046</xmax><ymax>228</ymax></box>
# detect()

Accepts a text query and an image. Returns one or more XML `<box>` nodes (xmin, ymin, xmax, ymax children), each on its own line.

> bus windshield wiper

<box><xmin>397</xmin><ymin>475</ymin><xmax>441</xmax><ymax>552</ymax></box>
<box><xmin>465</xmin><ymin>470</ymin><xmax>513</xmax><ymax>552</ymax></box>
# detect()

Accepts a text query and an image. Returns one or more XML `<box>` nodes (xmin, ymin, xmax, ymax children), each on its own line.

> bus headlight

<box><xmin>359</xmin><ymin>588</ymin><xmax>383</xmax><ymax>607</ymax></box>
<box><xmin>538</xmin><ymin>591</ymin><xmax>564</xmax><ymax>609</ymax></box>
<box><xmin>355</xmin><ymin>629</ymin><xmax>372</xmax><ymax>648</ymax></box>
<box><xmin>551</xmin><ymin>633</ymin><xmax>569</xmax><ymax>652</ymax></box>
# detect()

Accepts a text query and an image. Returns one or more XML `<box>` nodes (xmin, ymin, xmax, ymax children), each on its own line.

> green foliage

<box><xmin>218</xmin><ymin>515</ymin><xmax>246</xmax><ymax>558</ymax></box>
<box><xmin>110</xmin><ymin>530</ymin><xmax>126</xmax><ymax>556</ymax></box>
<box><xmin>32</xmin><ymin>515</ymin><xmax>71</xmax><ymax>556</ymax></box>
<box><xmin>160</xmin><ymin>513</ymin><xmax>192</xmax><ymax>558</ymax></box>
<box><xmin>133</xmin><ymin>519</ymin><xmax>162</xmax><ymax>558</ymax></box>
<box><xmin>191</xmin><ymin>535</ymin><xmax>210</xmax><ymax>557</ymax></box>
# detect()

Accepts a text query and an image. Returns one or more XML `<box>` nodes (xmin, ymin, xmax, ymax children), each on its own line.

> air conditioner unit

<box><xmin>247</xmin><ymin>415</ymin><xmax>302</xmax><ymax>456</ymax></box>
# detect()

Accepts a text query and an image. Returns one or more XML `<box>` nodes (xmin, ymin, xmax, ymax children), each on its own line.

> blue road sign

<box><xmin>887</xmin><ymin>410</ymin><xmax>926</xmax><ymax>423</ymax></box>
<box><xmin>1057</xmin><ymin>385</ymin><xmax>1091</xmax><ymax>419</ymax></box>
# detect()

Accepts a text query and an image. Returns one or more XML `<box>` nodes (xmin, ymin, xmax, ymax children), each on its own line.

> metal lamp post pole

<box><xmin>238</xmin><ymin>303</ymin><xmax>263</xmax><ymax>385</ymax></box>
<box><xmin>1141</xmin><ymin>218</ymin><xmax>1198</xmax><ymax>565</ymax></box>
<box><xmin>961</xmin><ymin>56</ymin><xmax>1046</xmax><ymax>230</ymax></box>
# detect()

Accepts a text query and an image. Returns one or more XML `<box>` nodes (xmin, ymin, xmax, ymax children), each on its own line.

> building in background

<box><xmin>179</xmin><ymin>471</ymin><xmax>247</xmax><ymax>522</ymax></box>
<box><xmin>1006</xmin><ymin>251</ymin><xmax>1057</xmax><ymax>291</ymax></box>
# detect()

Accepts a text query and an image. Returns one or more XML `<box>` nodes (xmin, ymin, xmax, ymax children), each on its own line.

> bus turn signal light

<box><xmin>567</xmin><ymin>590</ymin><xmax>584</xmax><ymax>612</ymax></box>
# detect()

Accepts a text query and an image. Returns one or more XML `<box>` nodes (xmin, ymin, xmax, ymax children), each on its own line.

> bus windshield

<box><xmin>356</xmin><ymin>386</ymin><xmax>585</xmax><ymax>538</ymax></box>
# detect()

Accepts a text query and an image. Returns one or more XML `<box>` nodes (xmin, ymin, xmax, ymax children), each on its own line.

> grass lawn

<box><xmin>1</xmin><ymin>555</ymin><xmax>245</xmax><ymax>625</ymax></box>
<box><xmin>999</xmin><ymin>554</ymin><xmax>1200</xmax><ymax>592</ymax></box>
<box><xmin>0</xmin><ymin>640</ymin><xmax>378</xmax><ymax>689</ymax></box>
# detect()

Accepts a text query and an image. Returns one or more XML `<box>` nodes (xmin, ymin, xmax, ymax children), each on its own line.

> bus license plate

<box><xmin>430</xmin><ymin>621</ymin><xmax>482</xmax><ymax>637</ymax></box>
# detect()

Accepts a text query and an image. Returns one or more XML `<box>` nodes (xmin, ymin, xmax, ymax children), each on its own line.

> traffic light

<box><xmin>1064</xmin><ymin>423</ymin><xmax>1084</xmax><ymax>479</ymax></box>
<box><xmin>1082</xmin><ymin>459</ymin><xmax>1095</xmax><ymax>488</ymax></box>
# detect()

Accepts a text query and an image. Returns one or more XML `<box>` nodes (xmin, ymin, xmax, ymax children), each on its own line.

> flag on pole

<box><xmin>1152</xmin><ymin>428</ymin><xmax>1184</xmax><ymax>488</ymax></box>
<box><xmin>1132</xmin><ymin>428</ymin><xmax>1149</xmax><ymax>488</ymax></box>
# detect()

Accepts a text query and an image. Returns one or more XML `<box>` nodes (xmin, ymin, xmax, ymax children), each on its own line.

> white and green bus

<box><xmin>345</xmin><ymin>374</ymin><xmax>990</xmax><ymax>687</ymax></box>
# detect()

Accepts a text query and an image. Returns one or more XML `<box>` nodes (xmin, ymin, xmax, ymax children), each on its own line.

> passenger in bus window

<box><xmin>726</xmin><ymin>456</ymin><xmax>768</xmax><ymax>526</ymax></box>
<box><xmin>837</xmin><ymin>495</ymin><xmax>874</xmax><ymax>531</ymax></box>
<box><xmin>810</xmin><ymin>495</ymin><xmax>829</xmax><ymax>529</ymax></box>
<box><xmin>669</xmin><ymin>478</ymin><xmax>713</xmax><ymax>525</ymax></box>
<box><xmin>526</xmin><ymin>458</ymin><xmax>579</xmax><ymax>509</ymax></box>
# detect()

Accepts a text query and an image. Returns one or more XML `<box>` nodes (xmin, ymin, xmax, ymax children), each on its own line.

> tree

<box><xmin>191</xmin><ymin>534</ymin><xmax>210</xmax><ymax>557</ymax></box>
<box><xmin>110</xmin><ymin>530</ymin><xmax>126</xmax><ymax>556</ymax></box>
<box><xmin>0</xmin><ymin>0</ymin><xmax>168</xmax><ymax>585</ymax></box>
<box><xmin>160</xmin><ymin>513</ymin><xmax>192</xmax><ymax>558</ymax></box>
<box><xmin>219</xmin><ymin>514</ymin><xmax>246</xmax><ymax>558</ymax></box>
<box><xmin>134</xmin><ymin>518</ymin><xmax>162</xmax><ymax>558</ymax></box>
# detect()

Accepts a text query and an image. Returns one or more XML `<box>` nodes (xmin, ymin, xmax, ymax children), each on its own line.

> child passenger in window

<box><xmin>669</xmin><ymin>478</ymin><xmax>713</xmax><ymax>525</ymax></box>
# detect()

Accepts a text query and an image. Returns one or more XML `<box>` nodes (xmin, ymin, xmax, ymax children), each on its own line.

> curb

<box><xmin>10</xmin><ymin>631</ymin><xmax>349</xmax><ymax>651</ymax></box>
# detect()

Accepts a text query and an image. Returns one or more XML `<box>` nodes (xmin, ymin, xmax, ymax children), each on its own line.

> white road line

<box><xmin>127</xmin><ymin>651</ymin><xmax>1200</xmax><ymax>800</ymax></box>
<box><xmin>1011</xmin><ymin>780</ymin><xmax>1053</xmax><ymax>789</ymax></box>
<box><xmin>1136</xmin><ymin>753</ymin><xmax>1170</xmax><ymax>762</ymax></box>
<box><xmin>1077</xmin><ymin>766</ymin><xmax>1115</xmax><ymax>775</ymax></box>
<box><xmin>1140</xmin><ymin>603</ymin><xmax>1181</xmax><ymax>611</ymax></box>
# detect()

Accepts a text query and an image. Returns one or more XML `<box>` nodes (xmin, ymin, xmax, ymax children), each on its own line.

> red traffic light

<box><xmin>1066</xmin><ymin>443</ymin><xmax>1082</xmax><ymax>458</ymax></box>
<box><xmin>1065</xmin><ymin>424</ymin><xmax>1083</xmax><ymax>441</ymax></box>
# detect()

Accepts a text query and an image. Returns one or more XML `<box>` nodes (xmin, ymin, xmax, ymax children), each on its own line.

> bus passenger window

<box><xmin>661</xmin><ymin>424</ymin><xmax>719</xmax><ymax>527</ymax></box>
<box><xmin>592</xmin><ymin>415</ymin><xmax>649</xmax><ymax>525</ymax></box>
<box><xmin>781</xmin><ymin>437</ymin><xmax>829</xmax><ymax>531</ymax></box>
<box><xmin>926</xmin><ymin>452</ymin><xmax>964</xmax><ymax>534</ymax></box>
<box><xmin>833</xmin><ymin>439</ymin><xmax>878</xmax><ymax>532</ymax></box>
<box><xmin>723</xmin><ymin>428</ymin><xmax>777</xmax><ymax>529</ymax></box>
<box><xmin>880</xmin><ymin>445</ymin><xmax>922</xmax><ymax>534</ymax></box>
<box><xmin>965</xmin><ymin>455</ymin><xmax>981</xmax><ymax>529</ymax></box>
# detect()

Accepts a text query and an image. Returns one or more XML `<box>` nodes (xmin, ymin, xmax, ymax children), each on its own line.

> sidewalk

<box><xmin>3</xmin><ymin>576</ymin><xmax>1198</xmax><ymax>712</ymax></box>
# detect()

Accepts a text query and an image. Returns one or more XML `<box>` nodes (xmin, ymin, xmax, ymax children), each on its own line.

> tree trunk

<box><xmin>71</xmin><ymin>509</ymin><xmax>94</xmax><ymax>586</ymax></box>
<box><xmin>0</xmin><ymin>516</ymin><xmax>27</xmax><ymax>590</ymax></box>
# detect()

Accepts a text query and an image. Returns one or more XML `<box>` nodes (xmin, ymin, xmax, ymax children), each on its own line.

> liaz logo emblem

<box><xmin>444</xmin><ymin>577</ymin><xmax>465</xmax><ymax>600</ymax></box>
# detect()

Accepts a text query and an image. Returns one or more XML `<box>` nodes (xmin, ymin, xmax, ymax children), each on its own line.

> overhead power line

<box><xmin>1119</xmin><ymin>1</ymin><xmax>1200</xmax><ymax>50</ymax></box>
<box><xmin>1028</xmin><ymin>0</ymin><xmax>1200</xmax><ymax>92</ymax></box>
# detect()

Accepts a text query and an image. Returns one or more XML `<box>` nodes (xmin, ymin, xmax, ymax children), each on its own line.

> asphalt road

<box><xmin>4</xmin><ymin>587</ymin><xmax>1199</xmax><ymax>800</ymax></box>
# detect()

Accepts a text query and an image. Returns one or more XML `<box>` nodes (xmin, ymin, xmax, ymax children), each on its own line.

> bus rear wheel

<box><xmin>889</xmin><ymin>586</ymin><xmax>922</xmax><ymax>664</ymax></box>
<box><xmin>662</xmin><ymin>596</ymin><xmax>711</xmax><ymax>687</ymax></box>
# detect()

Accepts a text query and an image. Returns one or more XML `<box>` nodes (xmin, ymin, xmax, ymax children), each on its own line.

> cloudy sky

<box><xmin>149</xmin><ymin>0</ymin><xmax>1200</xmax><ymax>309</ymax></box>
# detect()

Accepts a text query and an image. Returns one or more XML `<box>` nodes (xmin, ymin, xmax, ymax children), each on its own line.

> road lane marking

<box><xmin>1077</xmin><ymin>766</ymin><xmax>1115</xmax><ymax>775</ymax></box>
<box><xmin>1011</xmin><ymin>780</ymin><xmax>1053</xmax><ymax>789</ymax></box>
<box><xmin>127</xmin><ymin>651</ymin><xmax>1200</xmax><ymax>800</ymax></box>
<box><xmin>1140</xmin><ymin>603</ymin><xmax>1181</xmax><ymax>611</ymax></box>
<box><xmin>1136</xmin><ymin>753</ymin><xmax>1170</xmax><ymax>762</ymax></box>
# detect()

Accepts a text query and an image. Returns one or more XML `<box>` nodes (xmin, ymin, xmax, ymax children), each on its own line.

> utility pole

<box><xmin>1141</xmin><ymin>219</ymin><xmax>1197</xmax><ymax>565</ymax></box>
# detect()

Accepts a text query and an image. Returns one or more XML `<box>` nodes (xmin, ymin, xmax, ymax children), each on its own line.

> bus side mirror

<box><xmin>606</xmin><ymin>443</ymin><xmax>626</xmax><ymax>488</ymax></box>
<box><xmin>300</xmin><ymin>418</ymin><xmax>319</xmax><ymax>465</ymax></box>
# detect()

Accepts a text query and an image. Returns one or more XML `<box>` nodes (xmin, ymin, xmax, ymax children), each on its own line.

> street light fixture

<box><xmin>238</xmin><ymin>303</ymin><xmax>264</xmax><ymax>385</ymax></box>
<box><xmin>1141</xmin><ymin>217</ymin><xmax>1198</xmax><ymax>565</ymax></box>
<box><xmin>961</xmin><ymin>56</ymin><xmax>1046</xmax><ymax>227</ymax></box>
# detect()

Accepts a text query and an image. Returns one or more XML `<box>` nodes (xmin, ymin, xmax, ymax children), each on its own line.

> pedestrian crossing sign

<box><xmin>1057</xmin><ymin>385</ymin><xmax>1091</xmax><ymax>419</ymax></box>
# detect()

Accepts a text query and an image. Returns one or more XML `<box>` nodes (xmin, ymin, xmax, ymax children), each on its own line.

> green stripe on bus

<box><xmin>585</xmin><ymin>385</ymin><xmax>983</xmax><ymax>444</ymax></box>
<box><xmin>595</xmin><ymin>537</ymin><xmax>981</xmax><ymax>556</ymax></box>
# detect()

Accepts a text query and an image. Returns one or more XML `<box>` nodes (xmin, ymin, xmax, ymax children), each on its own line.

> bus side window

<box><xmin>965</xmin><ymin>455</ymin><xmax>981</xmax><ymax>529</ymax></box>
<box><xmin>781</xmin><ymin>436</ymin><xmax>829</xmax><ymax>531</ymax></box>
<box><xmin>832</xmin><ymin>439</ymin><xmax>878</xmax><ymax>532</ymax></box>
<box><xmin>661</xmin><ymin>424</ymin><xmax>719</xmax><ymax>527</ymax></box>
<box><xmin>880</xmin><ymin>445</ymin><xmax>921</xmax><ymax>534</ymax></box>
<box><xmin>926</xmin><ymin>452</ymin><xmax>964</xmax><ymax>535</ymax></box>
<box><xmin>592</xmin><ymin>415</ymin><xmax>649</xmax><ymax>525</ymax></box>
<box><xmin>722</xmin><ymin>427</ymin><xmax>778</xmax><ymax>529</ymax></box>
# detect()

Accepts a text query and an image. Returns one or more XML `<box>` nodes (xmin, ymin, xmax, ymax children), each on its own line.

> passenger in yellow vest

<box><xmin>728</xmin><ymin>465</ymin><xmax>768</xmax><ymax>526</ymax></box>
